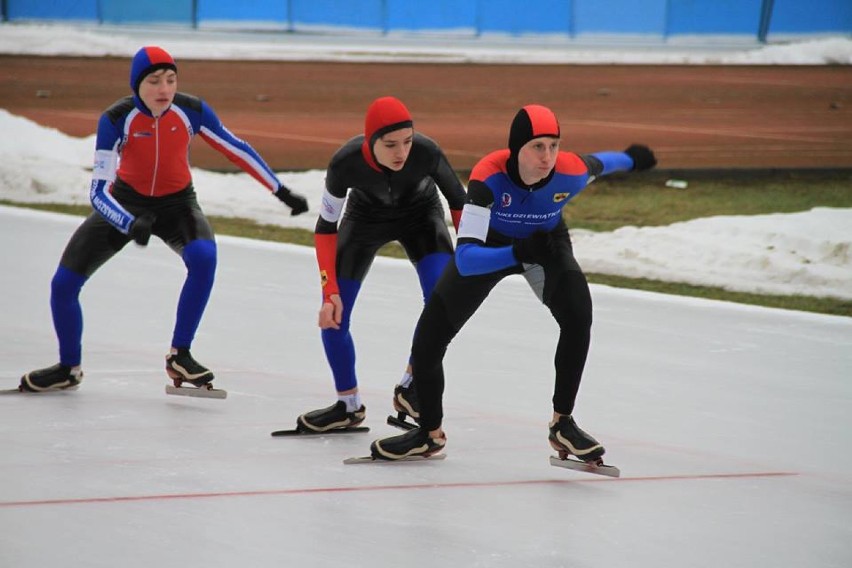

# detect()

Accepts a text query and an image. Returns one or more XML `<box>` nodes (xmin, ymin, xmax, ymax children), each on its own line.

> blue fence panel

<box><xmin>198</xmin><ymin>0</ymin><xmax>288</xmax><ymax>27</ymax></box>
<box><xmin>666</xmin><ymin>0</ymin><xmax>763</xmax><ymax>36</ymax></box>
<box><xmin>290</xmin><ymin>0</ymin><xmax>384</xmax><ymax>32</ymax></box>
<box><xmin>4</xmin><ymin>0</ymin><xmax>850</xmax><ymax>38</ymax></box>
<box><xmin>386</xmin><ymin>0</ymin><xmax>476</xmax><ymax>34</ymax></box>
<box><xmin>573</xmin><ymin>0</ymin><xmax>666</xmax><ymax>35</ymax></box>
<box><xmin>477</xmin><ymin>0</ymin><xmax>572</xmax><ymax>36</ymax></box>
<box><xmin>769</xmin><ymin>0</ymin><xmax>852</xmax><ymax>35</ymax></box>
<box><xmin>6</xmin><ymin>0</ymin><xmax>97</xmax><ymax>21</ymax></box>
<box><xmin>99</xmin><ymin>0</ymin><xmax>193</xmax><ymax>24</ymax></box>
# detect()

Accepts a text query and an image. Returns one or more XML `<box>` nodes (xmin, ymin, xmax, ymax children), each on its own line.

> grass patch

<box><xmin>563</xmin><ymin>169</ymin><xmax>852</xmax><ymax>231</ymax></box>
<box><xmin>586</xmin><ymin>273</ymin><xmax>852</xmax><ymax>317</ymax></box>
<box><xmin>3</xmin><ymin>169</ymin><xmax>850</xmax><ymax>317</ymax></box>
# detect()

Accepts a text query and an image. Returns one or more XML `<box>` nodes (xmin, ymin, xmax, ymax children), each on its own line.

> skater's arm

<box><xmin>314</xmin><ymin>165</ymin><xmax>347</xmax><ymax>327</ymax></box>
<box><xmin>196</xmin><ymin>101</ymin><xmax>307</xmax><ymax>215</ymax></box>
<box><xmin>428</xmin><ymin>140</ymin><xmax>466</xmax><ymax>233</ymax></box>
<box><xmin>582</xmin><ymin>144</ymin><xmax>656</xmax><ymax>178</ymax></box>
<box><xmin>89</xmin><ymin>113</ymin><xmax>135</xmax><ymax>233</ymax></box>
<box><xmin>197</xmin><ymin>101</ymin><xmax>281</xmax><ymax>191</ymax></box>
<box><xmin>453</xmin><ymin>181</ymin><xmax>518</xmax><ymax>276</ymax></box>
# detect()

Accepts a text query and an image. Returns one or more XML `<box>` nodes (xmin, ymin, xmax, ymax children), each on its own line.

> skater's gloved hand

<box><xmin>130</xmin><ymin>212</ymin><xmax>156</xmax><ymax>246</ymax></box>
<box><xmin>274</xmin><ymin>184</ymin><xmax>309</xmax><ymax>216</ymax></box>
<box><xmin>624</xmin><ymin>144</ymin><xmax>657</xmax><ymax>171</ymax></box>
<box><xmin>318</xmin><ymin>294</ymin><xmax>343</xmax><ymax>330</ymax></box>
<box><xmin>512</xmin><ymin>231</ymin><xmax>553</xmax><ymax>265</ymax></box>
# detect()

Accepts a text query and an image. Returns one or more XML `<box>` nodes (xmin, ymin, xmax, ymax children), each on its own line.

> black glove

<box><xmin>512</xmin><ymin>231</ymin><xmax>553</xmax><ymax>265</ymax></box>
<box><xmin>624</xmin><ymin>144</ymin><xmax>657</xmax><ymax>171</ymax></box>
<box><xmin>274</xmin><ymin>185</ymin><xmax>309</xmax><ymax>216</ymax></box>
<box><xmin>129</xmin><ymin>213</ymin><xmax>156</xmax><ymax>246</ymax></box>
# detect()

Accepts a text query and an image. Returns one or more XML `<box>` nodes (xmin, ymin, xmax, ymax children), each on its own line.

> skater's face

<box><xmin>138</xmin><ymin>69</ymin><xmax>177</xmax><ymax>117</ymax></box>
<box><xmin>518</xmin><ymin>136</ymin><xmax>560</xmax><ymax>185</ymax></box>
<box><xmin>373</xmin><ymin>127</ymin><xmax>414</xmax><ymax>171</ymax></box>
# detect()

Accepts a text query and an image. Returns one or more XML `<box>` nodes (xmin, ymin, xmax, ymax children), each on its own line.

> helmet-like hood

<box><xmin>130</xmin><ymin>46</ymin><xmax>177</xmax><ymax>97</ymax></box>
<box><xmin>361</xmin><ymin>96</ymin><xmax>413</xmax><ymax>171</ymax></box>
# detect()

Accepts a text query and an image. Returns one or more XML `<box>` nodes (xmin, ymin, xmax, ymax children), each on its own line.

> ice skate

<box><xmin>387</xmin><ymin>383</ymin><xmax>420</xmax><ymax>430</ymax></box>
<box><xmin>164</xmin><ymin>349</ymin><xmax>226</xmax><ymax>399</ymax></box>
<box><xmin>295</xmin><ymin>401</ymin><xmax>367</xmax><ymax>434</ymax></box>
<box><xmin>165</xmin><ymin>348</ymin><xmax>214</xmax><ymax>387</ymax></box>
<box><xmin>548</xmin><ymin>415</ymin><xmax>619</xmax><ymax>477</ymax></box>
<box><xmin>548</xmin><ymin>415</ymin><xmax>605</xmax><ymax>463</ymax></box>
<box><xmin>19</xmin><ymin>364</ymin><xmax>83</xmax><ymax>392</ymax></box>
<box><xmin>369</xmin><ymin>427</ymin><xmax>446</xmax><ymax>461</ymax></box>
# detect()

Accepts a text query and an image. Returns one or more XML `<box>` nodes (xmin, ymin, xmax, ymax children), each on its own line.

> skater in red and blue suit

<box><xmin>370</xmin><ymin>104</ymin><xmax>657</xmax><ymax>460</ymax></box>
<box><xmin>20</xmin><ymin>46</ymin><xmax>308</xmax><ymax>392</ymax></box>
<box><xmin>296</xmin><ymin>96</ymin><xmax>466</xmax><ymax>433</ymax></box>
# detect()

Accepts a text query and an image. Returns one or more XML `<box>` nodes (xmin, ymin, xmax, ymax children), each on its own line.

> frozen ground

<box><xmin>0</xmin><ymin>206</ymin><xmax>850</xmax><ymax>567</ymax></box>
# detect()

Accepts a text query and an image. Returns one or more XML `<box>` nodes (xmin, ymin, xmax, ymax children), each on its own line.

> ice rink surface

<box><xmin>1</xmin><ymin>205</ymin><xmax>850</xmax><ymax>567</ymax></box>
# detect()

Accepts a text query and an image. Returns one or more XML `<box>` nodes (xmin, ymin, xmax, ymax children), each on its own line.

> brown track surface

<box><xmin>1</xmin><ymin>55</ymin><xmax>850</xmax><ymax>172</ymax></box>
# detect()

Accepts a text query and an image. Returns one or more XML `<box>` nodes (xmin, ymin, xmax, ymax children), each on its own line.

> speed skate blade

<box><xmin>0</xmin><ymin>385</ymin><xmax>79</xmax><ymax>395</ymax></box>
<box><xmin>549</xmin><ymin>455</ymin><xmax>620</xmax><ymax>477</ymax></box>
<box><xmin>271</xmin><ymin>426</ymin><xmax>370</xmax><ymax>437</ymax></box>
<box><xmin>386</xmin><ymin>414</ymin><xmax>418</xmax><ymax>431</ymax></box>
<box><xmin>165</xmin><ymin>384</ymin><xmax>227</xmax><ymax>399</ymax></box>
<box><xmin>343</xmin><ymin>454</ymin><xmax>446</xmax><ymax>465</ymax></box>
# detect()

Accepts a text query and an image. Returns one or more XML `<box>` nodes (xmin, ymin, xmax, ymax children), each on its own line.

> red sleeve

<box><xmin>450</xmin><ymin>209</ymin><xmax>462</xmax><ymax>234</ymax></box>
<box><xmin>314</xmin><ymin>233</ymin><xmax>339</xmax><ymax>301</ymax></box>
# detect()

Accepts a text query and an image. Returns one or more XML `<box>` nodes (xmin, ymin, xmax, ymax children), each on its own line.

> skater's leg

<box><xmin>410</xmin><ymin>260</ymin><xmax>502</xmax><ymax>432</ymax></box>
<box><xmin>540</xmin><ymin>267</ymin><xmax>603</xmax><ymax>462</ymax></box>
<box><xmin>171</xmin><ymin>238</ymin><xmax>217</xmax><ymax>349</ymax></box>
<box><xmin>50</xmin><ymin>266</ymin><xmax>88</xmax><ymax>367</ymax></box>
<box><xmin>23</xmin><ymin>212</ymin><xmax>129</xmax><ymax>390</ymax></box>
<box><xmin>156</xmin><ymin>197</ymin><xmax>218</xmax><ymax>384</ymax></box>
<box><xmin>320</xmin><ymin>278</ymin><xmax>362</xmax><ymax>393</ymax></box>
<box><xmin>53</xmin><ymin>213</ymin><xmax>130</xmax><ymax>365</ymax></box>
<box><xmin>391</xmin><ymin>250</ymin><xmax>452</xmax><ymax>420</ymax></box>
<box><xmin>543</xmin><ymin>269</ymin><xmax>592</xmax><ymax>416</ymax></box>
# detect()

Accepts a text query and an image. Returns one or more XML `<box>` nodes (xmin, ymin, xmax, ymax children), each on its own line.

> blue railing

<box><xmin>2</xmin><ymin>1</ymin><xmax>850</xmax><ymax>43</ymax></box>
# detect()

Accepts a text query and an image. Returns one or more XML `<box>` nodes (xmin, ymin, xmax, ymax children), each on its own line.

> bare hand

<box><xmin>318</xmin><ymin>294</ymin><xmax>343</xmax><ymax>329</ymax></box>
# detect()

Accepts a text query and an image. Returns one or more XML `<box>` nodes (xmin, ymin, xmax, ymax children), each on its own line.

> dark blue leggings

<box><xmin>50</xmin><ymin>186</ymin><xmax>216</xmax><ymax>366</ymax></box>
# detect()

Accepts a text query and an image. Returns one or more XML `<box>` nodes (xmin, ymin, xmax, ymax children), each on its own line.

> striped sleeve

<box><xmin>89</xmin><ymin>113</ymin><xmax>134</xmax><ymax>233</ymax></box>
<box><xmin>197</xmin><ymin>101</ymin><xmax>281</xmax><ymax>192</ymax></box>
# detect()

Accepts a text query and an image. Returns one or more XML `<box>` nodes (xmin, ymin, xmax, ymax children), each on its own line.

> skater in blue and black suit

<box><xmin>369</xmin><ymin>104</ymin><xmax>657</xmax><ymax>460</ymax></box>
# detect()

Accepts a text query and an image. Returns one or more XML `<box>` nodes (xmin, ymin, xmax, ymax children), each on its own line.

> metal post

<box><xmin>381</xmin><ymin>0</ymin><xmax>388</xmax><ymax>36</ymax></box>
<box><xmin>758</xmin><ymin>0</ymin><xmax>775</xmax><ymax>43</ymax></box>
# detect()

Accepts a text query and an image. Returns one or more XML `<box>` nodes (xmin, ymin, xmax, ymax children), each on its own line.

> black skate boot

<box><xmin>388</xmin><ymin>383</ymin><xmax>420</xmax><ymax>430</ymax></box>
<box><xmin>370</xmin><ymin>427</ymin><xmax>446</xmax><ymax>460</ymax></box>
<box><xmin>549</xmin><ymin>415</ymin><xmax>605</xmax><ymax>463</ymax></box>
<box><xmin>165</xmin><ymin>348</ymin><xmax>214</xmax><ymax>387</ymax></box>
<box><xmin>297</xmin><ymin>401</ymin><xmax>366</xmax><ymax>433</ymax></box>
<box><xmin>20</xmin><ymin>364</ymin><xmax>83</xmax><ymax>392</ymax></box>
<box><xmin>393</xmin><ymin>384</ymin><xmax>420</xmax><ymax>420</ymax></box>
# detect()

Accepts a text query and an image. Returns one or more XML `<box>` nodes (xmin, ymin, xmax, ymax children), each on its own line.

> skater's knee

<box><xmin>411</xmin><ymin>296</ymin><xmax>454</xmax><ymax>366</ymax></box>
<box><xmin>51</xmin><ymin>266</ymin><xmax>87</xmax><ymax>301</ymax></box>
<box><xmin>548</xmin><ymin>272</ymin><xmax>592</xmax><ymax>328</ymax></box>
<box><xmin>182</xmin><ymin>239</ymin><xmax>217</xmax><ymax>274</ymax></box>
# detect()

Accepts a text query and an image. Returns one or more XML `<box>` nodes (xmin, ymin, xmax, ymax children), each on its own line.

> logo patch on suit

<box><xmin>133</xmin><ymin>132</ymin><xmax>152</xmax><ymax>138</ymax></box>
<box><xmin>501</xmin><ymin>193</ymin><xmax>512</xmax><ymax>207</ymax></box>
<box><xmin>320</xmin><ymin>270</ymin><xmax>329</xmax><ymax>287</ymax></box>
<box><xmin>553</xmin><ymin>192</ymin><xmax>569</xmax><ymax>202</ymax></box>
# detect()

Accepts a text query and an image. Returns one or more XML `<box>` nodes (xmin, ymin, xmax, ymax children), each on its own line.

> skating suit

<box><xmin>410</xmin><ymin>148</ymin><xmax>636</xmax><ymax>430</ymax></box>
<box><xmin>51</xmin><ymin>93</ymin><xmax>283</xmax><ymax>366</ymax></box>
<box><xmin>315</xmin><ymin>133</ymin><xmax>466</xmax><ymax>391</ymax></box>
